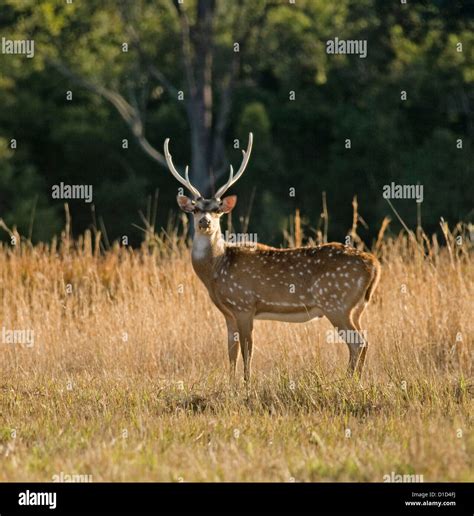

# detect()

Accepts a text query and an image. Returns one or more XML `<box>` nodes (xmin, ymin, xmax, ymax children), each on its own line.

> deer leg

<box><xmin>351</xmin><ymin>301</ymin><xmax>367</xmax><ymax>328</ymax></box>
<box><xmin>225</xmin><ymin>317</ymin><xmax>239</xmax><ymax>383</ymax></box>
<box><xmin>327</xmin><ymin>313</ymin><xmax>367</xmax><ymax>378</ymax></box>
<box><xmin>351</xmin><ymin>303</ymin><xmax>369</xmax><ymax>376</ymax></box>
<box><xmin>236</xmin><ymin>315</ymin><xmax>254</xmax><ymax>383</ymax></box>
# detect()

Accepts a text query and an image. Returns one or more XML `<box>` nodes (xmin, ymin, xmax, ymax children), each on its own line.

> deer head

<box><xmin>164</xmin><ymin>133</ymin><xmax>253</xmax><ymax>235</ymax></box>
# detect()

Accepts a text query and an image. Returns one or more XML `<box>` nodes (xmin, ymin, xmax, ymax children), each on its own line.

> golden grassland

<box><xmin>0</xmin><ymin>218</ymin><xmax>472</xmax><ymax>481</ymax></box>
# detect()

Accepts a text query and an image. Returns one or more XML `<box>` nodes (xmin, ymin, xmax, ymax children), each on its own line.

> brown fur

<box><xmin>191</xmin><ymin>240</ymin><xmax>380</xmax><ymax>382</ymax></box>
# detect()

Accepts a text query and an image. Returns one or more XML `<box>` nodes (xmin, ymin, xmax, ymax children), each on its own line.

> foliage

<box><xmin>0</xmin><ymin>0</ymin><xmax>472</xmax><ymax>244</ymax></box>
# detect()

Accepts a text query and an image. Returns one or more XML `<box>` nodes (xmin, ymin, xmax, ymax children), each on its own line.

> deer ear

<box><xmin>177</xmin><ymin>195</ymin><xmax>195</xmax><ymax>213</ymax></box>
<box><xmin>220</xmin><ymin>195</ymin><xmax>237</xmax><ymax>214</ymax></box>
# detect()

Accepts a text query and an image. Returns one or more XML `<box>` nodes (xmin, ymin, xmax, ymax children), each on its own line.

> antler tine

<box><xmin>184</xmin><ymin>165</ymin><xmax>191</xmax><ymax>185</ymax></box>
<box><xmin>215</xmin><ymin>132</ymin><xmax>253</xmax><ymax>199</ymax></box>
<box><xmin>214</xmin><ymin>165</ymin><xmax>234</xmax><ymax>199</ymax></box>
<box><xmin>164</xmin><ymin>138</ymin><xmax>202</xmax><ymax>199</ymax></box>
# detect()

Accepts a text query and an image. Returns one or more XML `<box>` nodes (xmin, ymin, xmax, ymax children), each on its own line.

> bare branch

<box><xmin>48</xmin><ymin>59</ymin><xmax>168</xmax><ymax>169</ymax></box>
<box><xmin>148</xmin><ymin>65</ymin><xmax>180</xmax><ymax>100</ymax></box>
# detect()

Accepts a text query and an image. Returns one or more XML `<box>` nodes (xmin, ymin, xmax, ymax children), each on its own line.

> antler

<box><xmin>164</xmin><ymin>139</ymin><xmax>202</xmax><ymax>199</ymax></box>
<box><xmin>215</xmin><ymin>132</ymin><xmax>253</xmax><ymax>199</ymax></box>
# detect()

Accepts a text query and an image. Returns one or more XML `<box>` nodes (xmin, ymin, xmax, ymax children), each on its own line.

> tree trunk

<box><xmin>187</xmin><ymin>0</ymin><xmax>215</xmax><ymax>197</ymax></box>
<box><xmin>190</xmin><ymin>119</ymin><xmax>210</xmax><ymax>196</ymax></box>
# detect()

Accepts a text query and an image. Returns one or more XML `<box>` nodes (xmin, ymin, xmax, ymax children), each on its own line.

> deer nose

<box><xmin>199</xmin><ymin>217</ymin><xmax>211</xmax><ymax>229</ymax></box>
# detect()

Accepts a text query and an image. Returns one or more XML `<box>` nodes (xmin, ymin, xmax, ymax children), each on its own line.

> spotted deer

<box><xmin>164</xmin><ymin>133</ymin><xmax>381</xmax><ymax>382</ymax></box>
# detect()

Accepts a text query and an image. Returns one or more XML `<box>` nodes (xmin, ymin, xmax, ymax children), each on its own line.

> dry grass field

<box><xmin>0</xmin><ymin>217</ymin><xmax>472</xmax><ymax>482</ymax></box>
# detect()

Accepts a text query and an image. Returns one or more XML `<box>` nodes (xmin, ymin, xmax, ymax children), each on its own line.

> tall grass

<box><xmin>0</xmin><ymin>211</ymin><xmax>472</xmax><ymax>481</ymax></box>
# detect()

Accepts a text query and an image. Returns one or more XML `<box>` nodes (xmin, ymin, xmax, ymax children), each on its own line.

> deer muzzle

<box><xmin>198</xmin><ymin>217</ymin><xmax>211</xmax><ymax>230</ymax></box>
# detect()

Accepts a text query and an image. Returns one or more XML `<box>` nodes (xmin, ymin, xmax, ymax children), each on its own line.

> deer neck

<box><xmin>191</xmin><ymin>229</ymin><xmax>226</xmax><ymax>282</ymax></box>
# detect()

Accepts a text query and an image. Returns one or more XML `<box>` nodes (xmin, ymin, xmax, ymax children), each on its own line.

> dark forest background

<box><xmin>0</xmin><ymin>0</ymin><xmax>472</xmax><ymax>246</ymax></box>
